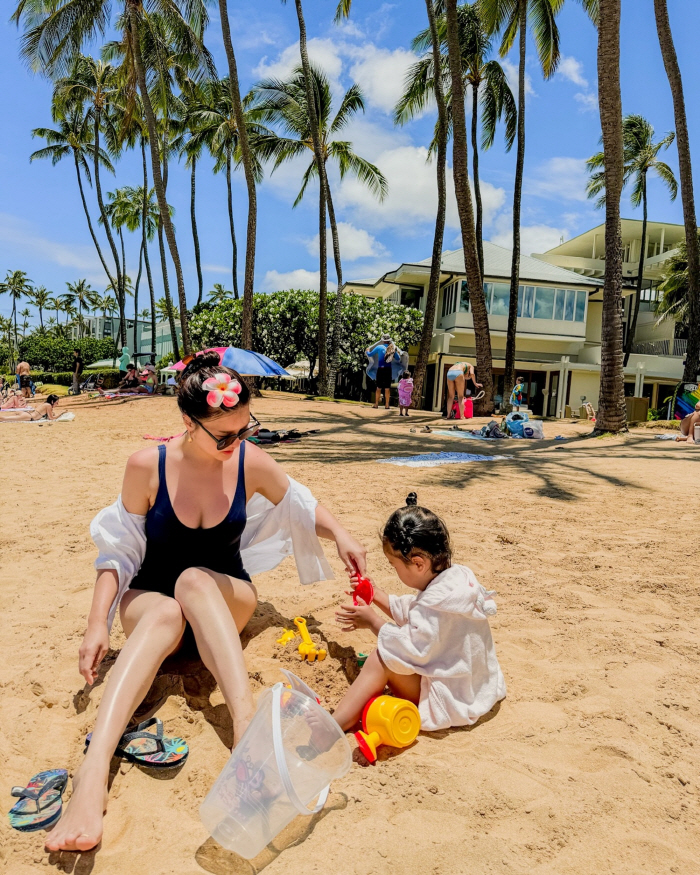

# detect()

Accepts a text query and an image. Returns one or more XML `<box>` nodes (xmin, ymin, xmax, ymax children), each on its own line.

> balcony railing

<box><xmin>631</xmin><ymin>338</ymin><xmax>687</xmax><ymax>358</ymax></box>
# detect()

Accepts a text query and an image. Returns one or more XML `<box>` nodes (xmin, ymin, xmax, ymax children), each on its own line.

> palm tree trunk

<box><xmin>158</xmin><ymin>131</ymin><xmax>181</xmax><ymax>361</ymax></box>
<box><xmin>471</xmin><ymin>82</ymin><xmax>484</xmax><ymax>279</ymax></box>
<box><xmin>595</xmin><ymin>0</ymin><xmax>626</xmax><ymax>433</ymax></box>
<box><xmin>654</xmin><ymin>0</ymin><xmax>700</xmax><ymax>384</ymax></box>
<box><xmin>623</xmin><ymin>176</ymin><xmax>647</xmax><ymax>367</ymax></box>
<box><xmin>127</xmin><ymin>4</ymin><xmax>190</xmax><ymax>354</ymax></box>
<box><xmin>504</xmin><ymin>5</ymin><xmax>526</xmax><ymax>409</ymax></box>
<box><xmin>413</xmin><ymin>0</ymin><xmax>448</xmax><ymax>411</ymax></box>
<box><xmin>226</xmin><ymin>150</ymin><xmax>239</xmax><ymax>300</ymax></box>
<box><xmin>92</xmin><ymin>109</ymin><xmax>123</xmax><ymax>321</ymax></box>
<box><xmin>38</xmin><ymin>305</ymin><xmax>43</xmax><ymax>329</ymax></box>
<box><xmin>118</xmin><ymin>228</ymin><xmax>127</xmax><ymax>345</ymax></box>
<box><xmin>444</xmin><ymin>0</ymin><xmax>492</xmax><ymax>415</ymax></box>
<box><xmin>141</xmin><ymin>138</ymin><xmax>157</xmax><ymax>363</ymax></box>
<box><xmin>317</xmin><ymin>176</ymin><xmax>328</xmax><ymax>389</ymax></box>
<box><xmin>292</xmin><ymin>0</ymin><xmax>343</xmax><ymax>398</ymax></box>
<box><xmin>217</xmin><ymin>0</ymin><xmax>257</xmax><ymax>351</ymax></box>
<box><xmin>191</xmin><ymin>156</ymin><xmax>204</xmax><ymax>306</ymax></box>
<box><xmin>74</xmin><ymin>153</ymin><xmax>118</xmax><ymax>295</ymax></box>
<box><xmin>134</xmin><ymin>240</ymin><xmax>143</xmax><ymax>359</ymax></box>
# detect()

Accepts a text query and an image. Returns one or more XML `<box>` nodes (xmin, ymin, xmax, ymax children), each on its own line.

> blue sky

<box><xmin>1</xmin><ymin>0</ymin><xmax>699</xmax><ymax>324</ymax></box>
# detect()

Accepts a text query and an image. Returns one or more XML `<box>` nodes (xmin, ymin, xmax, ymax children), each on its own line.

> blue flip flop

<box><xmin>85</xmin><ymin>717</ymin><xmax>188</xmax><ymax>769</ymax></box>
<box><xmin>8</xmin><ymin>769</ymin><xmax>68</xmax><ymax>833</ymax></box>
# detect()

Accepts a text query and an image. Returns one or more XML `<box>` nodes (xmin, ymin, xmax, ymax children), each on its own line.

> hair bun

<box><xmin>405</xmin><ymin>492</ymin><xmax>418</xmax><ymax>506</ymax></box>
<box><xmin>182</xmin><ymin>350</ymin><xmax>222</xmax><ymax>378</ymax></box>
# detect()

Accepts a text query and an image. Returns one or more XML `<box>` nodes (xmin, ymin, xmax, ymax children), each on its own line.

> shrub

<box><xmin>18</xmin><ymin>335</ymin><xmax>118</xmax><ymax>371</ymax></box>
<box><xmin>29</xmin><ymin>368</ymin><xmax>122</xmax><ymax>389</ymax></box>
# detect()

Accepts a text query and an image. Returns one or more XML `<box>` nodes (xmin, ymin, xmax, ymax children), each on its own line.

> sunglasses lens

<box><xmin>218</xmin><ymin>433</ymin><xmax>240</xmax><ymax>450</ymax></box>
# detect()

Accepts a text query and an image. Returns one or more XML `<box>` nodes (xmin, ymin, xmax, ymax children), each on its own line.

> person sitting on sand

<box><xmin>44</xmin><ymin>352</ymin><xmax>366</xmax><ymax>852</ymax></box>
<box><xmin>332</xmin><ymin>492</ymin><xmax>506</xmax><ymax>736</ymax></box>
<box><xmin>0</xmin><ymin>394</ymin><xmax>60</xmax><ymax>422</ymax></box>
<box><xmin>98</xmin><ymin>363</ymin><xmax>140</xmax><ymax>395</ymax></box>
<box><xmin>676</xmin><ymin>401</ymin><xmax>700</xmax><ymax>442</ymax></box>
<box><xmin>1</xmin><ymin>389</ymin><xmax>29</xmax><ymax>410</ymax></box>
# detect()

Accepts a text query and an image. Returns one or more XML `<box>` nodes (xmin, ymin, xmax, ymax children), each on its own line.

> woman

<box><xmin>445</xmin><ymin>362</ymin><xmax>482</xmax><ymax>420</ymax></box>
<box><xmin>366</xmin><ymin>335</ymin><xmax>406</xmax><ymax>410</ymax></box>
<box><xmin>45</xmin><ymin>354</ymin><xmax>366</xmax><ymax>852</ymax></box>
<box><xmin>0</xmin><ymin>394</ymin><xmax>60</xmax><ymax>422</ymax></box>
<box><xmin>676</xmin><ymin>401</ymin><xmax>700</xmax><ymax>442</ymax></box>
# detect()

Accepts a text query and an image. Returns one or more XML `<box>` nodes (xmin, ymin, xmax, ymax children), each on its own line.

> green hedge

<box><xmin>18</xmin><ymin>336</ymin><xmax>119</xmax><ymax>371</ymax></box>
<box><xmin>32</xmin><ymin>368</ymin><xmax>122</xmax><ymax>389</ymax></box>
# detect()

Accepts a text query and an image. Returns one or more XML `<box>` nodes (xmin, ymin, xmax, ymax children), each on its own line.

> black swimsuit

<box><xmin>130</xmin><ymin>442</ymin><xmax>250</xmax><ymax>597</ymax></box>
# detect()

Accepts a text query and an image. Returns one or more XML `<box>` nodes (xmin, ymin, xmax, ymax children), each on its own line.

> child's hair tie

<box><xmin>201</xmin><ymin>373</ymin><xmax>242</xmax><ymax>408</ymax></box>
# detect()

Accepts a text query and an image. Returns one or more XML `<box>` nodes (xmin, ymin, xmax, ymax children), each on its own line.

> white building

<box><xmin>70</xmin><ymin>315</ymin><xmax>183</xmax><ymax>362</ymax></box>
<box><xmin>344</xmin><ymin>227</ymin><xmax>686</xmax><ymax>416</ymax></box>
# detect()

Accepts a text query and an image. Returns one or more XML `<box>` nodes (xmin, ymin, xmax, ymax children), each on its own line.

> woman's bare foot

<box><xmin>44</xmin><ymin>764</ymin><xmax>108</xmax><ymax>852</ymax></box>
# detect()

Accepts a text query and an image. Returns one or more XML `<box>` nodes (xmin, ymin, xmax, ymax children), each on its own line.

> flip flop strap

<box><xmin>11</xmin><ymin>775</ymin><xmax>66</xmax><ymax>812</ymax></box>
<box><xmin>121</xmin><ymin>717</ymin><xmax>165</xmax><ymax>751</ymax></box>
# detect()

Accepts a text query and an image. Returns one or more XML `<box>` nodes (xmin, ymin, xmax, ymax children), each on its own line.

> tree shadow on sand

<box><xmin>194</xmin><ymin>792</ymin><xmax>349</xmax><ymax>875</ymax></box>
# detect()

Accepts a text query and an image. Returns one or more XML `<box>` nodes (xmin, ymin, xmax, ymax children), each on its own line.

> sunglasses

<box><xmin>192</xmin><ymin>415</ymin><xmax>260</xmax><ymax>450</ymax></box>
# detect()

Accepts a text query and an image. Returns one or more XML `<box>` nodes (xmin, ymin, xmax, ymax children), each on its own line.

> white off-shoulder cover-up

<box><xmin>377</xmin><ymin>564</ymin><xmax>507</xmax><ymax>732</ymax></box>
<box><xmin>91</xmin><ymin>477</ymin><xmax>334</xmax><ymax>631</ymax></box>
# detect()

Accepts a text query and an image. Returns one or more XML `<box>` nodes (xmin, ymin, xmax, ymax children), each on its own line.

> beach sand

<box><xmin>1</xmin><ymin>391</ymin><xmax>698</xmax><ymax>874</ymax></box>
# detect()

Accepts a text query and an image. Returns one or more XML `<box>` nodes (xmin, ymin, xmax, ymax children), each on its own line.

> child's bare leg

<box><xmin>332</xmin><ymin>650</ymin><xmax>420</xmax><ymax>731</ymax></box>
<box><xmin>45</xmin><ymin>591</ymin><xmax>186</xmax><ymax>853</ymax></box>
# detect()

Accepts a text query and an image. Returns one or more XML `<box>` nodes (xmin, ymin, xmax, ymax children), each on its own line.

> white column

<box><xmin>659</xmin><ymin>226</ymin><xmax>665</xmax><ymax>258</ymax></box>
<box><xmin>634</xmin><ymin>362</ymin><xmax>645</xmax><ymax>397</ymax></box>
<box><xmin>556</xmin><ymin>357</ymin><xmax>570</xmax><ymax>418</ymax></box>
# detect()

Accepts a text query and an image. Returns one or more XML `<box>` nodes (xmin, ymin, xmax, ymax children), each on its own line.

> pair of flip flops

<box><xmin>85</xmin><ymin>717</ymin><xmax>189</xmax><ymax>769</ymax></box>
<box><xmin>8</xmin><ymin>769</ymin><xmax>68</xmax><ymax>832</ymax></box>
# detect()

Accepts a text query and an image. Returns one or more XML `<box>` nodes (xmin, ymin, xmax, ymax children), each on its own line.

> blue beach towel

<box><xmin>377</xmin><ymin>452</ymin><xmax>512</xmax><ymax>467</ymax></box>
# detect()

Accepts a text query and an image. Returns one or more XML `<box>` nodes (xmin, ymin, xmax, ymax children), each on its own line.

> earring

<box><xmin>187</xmin><ymin>432</ymin><xmax>193</xmax><ymax>442</ymax></box>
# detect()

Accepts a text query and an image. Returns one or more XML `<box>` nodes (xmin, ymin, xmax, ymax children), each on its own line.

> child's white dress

<box><xmin>377</xmin><ymin>564</ymin><xmax>506</xmax><ymax>731</ymax></box>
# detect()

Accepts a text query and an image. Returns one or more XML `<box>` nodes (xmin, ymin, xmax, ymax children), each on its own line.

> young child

<box><xmin>398</xmin><ymin>371</ymin><xmax>414</xmax><ymax>417</ymax></box>
<box><xmin>510</xmin><ymin>377</ymin><xmax>525</xmax><ymax>411</ymax></box>
<box><xmin>333</xmin><ymin>493</ymin><xmax>506</xmax><ymax>733</ymax></box>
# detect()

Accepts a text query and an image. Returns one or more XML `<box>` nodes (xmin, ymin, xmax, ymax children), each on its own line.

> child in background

<box><xmin>398</xmin><ymin>371</ymin><xmax>414</xmax><ymax>417</ymax></box>
<box><xmin>510</xmin><ymin>377</ymin><xmax>525</xmax><ymax>411</ymax></box>
<box><xmin>333</xmin><ymin>493</ymin><xmax>506</xmax><ymax>733</ymax></box>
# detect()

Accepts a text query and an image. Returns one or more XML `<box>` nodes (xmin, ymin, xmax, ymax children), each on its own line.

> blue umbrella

<box><xmin>220</xmin><ymin>347</ymin><xmax>290</xmax><ymax>377</ymax></box>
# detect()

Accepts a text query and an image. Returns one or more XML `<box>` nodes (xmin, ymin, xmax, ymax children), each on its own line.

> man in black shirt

<box><xmin>72</xmin><ymin>349</ymin><xmax>84</xmax><ymax>395</ymax></box>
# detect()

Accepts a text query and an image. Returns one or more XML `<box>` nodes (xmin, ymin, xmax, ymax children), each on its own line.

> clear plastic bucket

<box><xmin>200</xmin><ymin>683</ymin><xmax>352</xmax><ymax>859</ymax></box>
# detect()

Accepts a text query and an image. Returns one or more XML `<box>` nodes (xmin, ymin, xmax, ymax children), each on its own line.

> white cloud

<box><xmin>575</xmin><ymin>92</ymin><xmax>598</xmax><ymax>113</ymax></box>
<box><xmin>346</xmin><ymin>45</ymin><xmax>419</xmax><ymax>114</ymax></box>
<box><xmin>502</xmin><ymin>59</ymin><xmax>535</xmax><ymax>99</ymax></box>
<box><xmin>261</xmin><ymin>268</ymin><xmax>334</xmax><ymax>293</ymax></box>
<box><xmin>526</xmin><ymin>157</ymin><xmax>590</xmax><ymax>203</ymax></box>
<box><xmin>305</xmin><ymin>221</ymin><xmax>389</xmax><ymax>261</ymax></box>
<box><xmin>253</xmin><ymin>38</ymin><xmax>343</xmax><ymax>86</ymax></box>
<box><xmin>558</xmin><ymin>56</ymin><xmax>588</xmax><ymax>88</ymax></box>
<box><xmin>337</xmin><ymin>145</ymin><xmax>506</xmax><ymax>233</ymax></box>
<box><xmin>202</xmin><ymin>263</ymin><xmax>232</xmax><ymax>275</ymax></box>
<box><xmin>489</xmin><ymin>215</ymin><xmax>567</xmax><ymax>257</ymax></box>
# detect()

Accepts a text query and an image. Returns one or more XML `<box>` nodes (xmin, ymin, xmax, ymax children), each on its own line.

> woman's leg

<box><xmin>446</xmin><ymin>378</ymin><xmax>456</xmax><ymax>417</ymax></box>
<box><xmin>384</xmin><ymin>388</ymin><xmax>391</xmax><ymax>409</ymax></box>
<box><xmin>173</xmin><ymin>568</ymin><xmax>258</xmax><ymax>746</ymax></box>
<box><xmin>455</xmin><ymin>374</ymin><xmax>466</xmax><ymax>418</ymax></box>
<box><xmin>44</xmin><ymin>591</ymin><xmax>186</xmax><ymax>853</ymax></box>
<box><xmin>331</xmin><ymin>649</ymin><xmax>421</xmax><ymax>731</ymax></box>
<box><xmin>373</xmin><ymin>387</ymin><xmax>380</xmax><ymax>408</ymax></box>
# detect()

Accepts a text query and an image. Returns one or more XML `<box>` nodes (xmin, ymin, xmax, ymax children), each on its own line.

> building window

<box><xmin>534</xmin><ymin>287</ymin><xmax>555</xmax><ymax>319</ymax></box>
<box><xmin>575</xmin><ymin>290</ymin><xmax>587</xmax><ymax>321</ymax></box>
<box><xmin>490</xmin><ymin>283</ymin><xmax>510</xmax><ymax>316</ymax></box>
<box><xmin>400</xmin><ymin>287</ymin><xmax>422</xmax><ymax>309</ymax></box>
<box><xmin>459</xmin><ymin>280</ymin><xmax>470</xmax><ymax>312</ymax></box>
<box><xmin>553</xmin><ymin>288</ymin><xmax>565</xmax><ymax>320</ymax></box>
<box><xmin>517</xmin><ymin>285</ymin><xmax>535</xmax><ymax>318</ymax></box>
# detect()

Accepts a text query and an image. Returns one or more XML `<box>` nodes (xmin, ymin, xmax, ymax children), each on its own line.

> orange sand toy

<box><xmin>293</xmin><ymin>617</ymin><xmax>327</xmax><ymax>663</ymax></box>
<box><xmin>355</xmin><ymin>696</ymin><xmax>421</xmax><ymax>763</ymax></box>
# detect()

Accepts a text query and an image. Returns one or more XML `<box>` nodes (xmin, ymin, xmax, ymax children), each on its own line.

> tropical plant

<box><xmin>30</xmin><ymin>106</ymin><xmax>118</xmax><ymax>298</ymax></box>
<box><xmin>653</xmin><ymin>0</ymin><xmax>700</xmax><ymax>383</ymax></box>
<box><xmin>18</xmin><ymin>335</ymin><xmax>116</xmax><ymax>371</ymax></box>
<box><xmin>12</xmin><ymin>0</ymin><xmax>213</xmax><ymax>356</ymax></box>
<box><xmin>208</xmin><ymin>283</ymin><xmax>232</xmax><ymax>305</ymax></box>
<box><xmin>397</xmin><ymin>1</ymin><xmax>516</xmax><ymax>277</ymax></box>
<box><xmin>19</xmin><ymin>308</ymin><xmax>32</xmax><ymax>337</ymax></box>
<box><xmin>655</xmin><ymin>236</ymin><xmax>699</xmax><ymax>330</ymax></box>
<box><xmin>592</xmin><ymin>0</ymin><xmax>626</xmax><ymax>432</ymax></box>
<box><xmin>0</xmin><ymin>270</ymin><xmax>33</xmax><ymax>355</ymax></box>
<box><xmin>587</xmin><ymin>114</ymin><xmax>677</xmax><ymax>365</ymax></box>
<box><xmin>30</xmin><ymin>286</ymin><xmax>50</xmax><ymax>329</ymax></box>
<box><xmin>66</xmin><ymin>279</ymin><xmax>98</xmax><ymax>338</ymax></box>
<box><xmin>442</xmin><ymin>0</ymin><xmax>493</xmax><ymax>413</ymax></box>
<box><xmin>252</xmin><ymin>64</ymin><xmax>387</xmax><ymax>393</ymax></box>
<box><xmin>155</xmin><ymin>296</ymin><xmax>179</xmax><ymax>321</ymax></box>
<box><xmin>174</xmin><ymin>78</ymin><xmax>205</xmax><ymax>305</ymax></box>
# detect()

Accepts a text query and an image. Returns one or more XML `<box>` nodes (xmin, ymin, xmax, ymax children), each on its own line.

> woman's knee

<box><xmin>141</xmin><ymin>598</ymin><xmax>185</xmax><ymax>633</ymax></box>
<box><xmin>174</xmin><ymin>566</ymin><xmax>216</xmax><ymax>604</ymax></box>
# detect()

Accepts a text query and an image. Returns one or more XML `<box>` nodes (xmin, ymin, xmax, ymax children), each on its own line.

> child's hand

<box><xmin>335</xmin><ymin>599</ymin><xmax>380</xmax><ymax>633</ymax></box>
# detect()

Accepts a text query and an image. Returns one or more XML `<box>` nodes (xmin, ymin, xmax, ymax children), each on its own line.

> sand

<box><xmin>1</xmin><ymin>391</ymin><xmax>699</xmax><ymax>875</ymax></box>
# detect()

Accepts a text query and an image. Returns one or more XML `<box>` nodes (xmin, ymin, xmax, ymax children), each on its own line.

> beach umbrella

<box><xmin>171</xmin><ymin>347</ymin><xmax>228</xmax><ymax>371</ymax></box>
<box><xmin>221</xmin><ymin>347</ymin><xmax>290</xmax><ymax>377</ymax></box>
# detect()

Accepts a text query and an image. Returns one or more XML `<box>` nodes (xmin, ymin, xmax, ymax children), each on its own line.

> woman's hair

<box><xmin>402</xmin><ymin>371</ymin><xmax>411</xmax><ymax>380</ymax></box>
<box><xmin>177</xmin><ymin>351</ymin><xmax>250</xmax><ymax>420</ymax></box>
<box><xmin>382</xmin><ymin>493</ymin><xmax>452</xmax><ymax>573</ymax></box>
<box><xmin>47</xmin><ymin>394</ymin><xmax>59</xmax><ymax>405</ymax></box>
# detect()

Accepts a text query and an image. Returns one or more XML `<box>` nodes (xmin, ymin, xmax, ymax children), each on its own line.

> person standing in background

<box><xmin>118</xmin><ymin>345</ymin><xmax>131</xmax><ymax>381</ymax></box>
<box><xmin>16</xmin><ymin>359</ymin><xmax>32</xmax><ymax>399</ymax></box>
<box><xmin>72</xmin><ymin>348</ymin><xmax>84</xmax><ymax>395</ymax></box>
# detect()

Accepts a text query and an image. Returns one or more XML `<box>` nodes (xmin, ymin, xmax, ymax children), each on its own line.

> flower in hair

<box><xmin>202</xmin><ymin>373</ymin><xmax>242</xmax><ymax>408</ymax></box>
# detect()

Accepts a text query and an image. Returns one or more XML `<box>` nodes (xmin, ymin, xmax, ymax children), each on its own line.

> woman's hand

<box><xmin>335</xmin><ymin>598</ymin><xmax>383</xmax><ymax>634</ymax></box>
<box><xmin>335</xmin><ymin>531</ymin><xmax>368</xmax><ymax>576</ymax></box>
<box><xmin>79</xmin><ymin>623</ymin><xmax>110</xmax><ymax>685</ymax></box>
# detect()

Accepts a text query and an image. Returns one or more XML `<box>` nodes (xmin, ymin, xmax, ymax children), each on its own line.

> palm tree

<box><xmin>48</xmin><ymin>295</ymin><xmax>62</xmax><ymax>328</ymax></box>
<box><xmin>594</xmin><ymin>0</ymin><xmax>626</xmax><ymax>432</ymax></box>
<box><xmin>214</xmin><ymin>0</ymin><xmax>257</xmax><ymax>350</ymax></box>
<box><xmin>587</xmin><ymin>115</ymin><xmax>677</xmax><ymax>366</ymax></box>
<box><xmin>208</xmin><ymin>283</ymin><xmax>232</xmax><ymax>305</ymax></box>
<box><xmin>30</xmin><ymin>286</ymin><xmax>50</xmax><ymax>329</ymax></box>
<box><xmin>0</xmin><ymin>270</ymin><xmax>33</xmax><ymax>354</ymax></box>
<box><xmin>20</xmin><ymin>308</ymin><xmax>32</xmax><ymax>337</ymax></box>
<box><xmin>411</xmin><ymin>0</ymin><xmax>449</xmax><ymax>411</ymax></box>
<box><xmin>100</xmin><ymin>186</ymin><xmax>132</xmax><ymax>342</ymax></box>
<box><xmin>252</xmin><ymin>65</ymin><xmax>387</xmax><ymax>392</ymax></box>
<box><xmin>655</xmin><ymin>237</ymin><xmax>697</xmax><ymax>331</ymax></box>
<box><xmin>155</xmin><ymin>297</ymin><xmax>179</xmax><ymax>321</ymax></box>
<box><xmin>653</xmin><ymin>0</ymin><xmax>700</xmax><ymax>383</ymax></box>
<box><xmin>139</xmin><ymin>308</ymin><xmax>151</xmax><ymax>320</ymax></box>
<box><xmin>30</xmin><ymin>106</ymin><xmax>118</xmax><ymax>297</ymax></box>
<box><xmin>442</xmin><ymin>0</ymin><xmax>493</xmax><ymax>413</ymax></box>
<box><xmin>12</xmin><ymin>0</ymin><xmax>212</xmax><ymax>357</ymax></box>
<box><xmin>397</xmin><ymin>2</ymin><xmax>516</xmax><ymax>277</ymax></box>
<box><xmin>66</xmin><ymin>279</ymin><xmax>98</xmax><ymax>338</ymax></box>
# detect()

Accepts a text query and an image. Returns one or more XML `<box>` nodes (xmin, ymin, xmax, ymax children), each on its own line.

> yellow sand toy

<box><xmin>276</xmin><ymin>630</ymin><xmax>297</xmax><ymax>646</ymax></box>
<box><xmin>355</xmin><ymin>696</ymin><xmax>421</xmax><ymax>763</ymax></box>
<box><xmin>293</xmin><ymin>617</ymin><xmax>327</xmax><ymax>663</ymax></box>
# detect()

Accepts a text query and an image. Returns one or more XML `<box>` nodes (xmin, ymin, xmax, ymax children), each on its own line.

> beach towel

<box><xmin>377</xmin><ymin>452</ymin><xmax>512</xmax><ymax>467</ymax></box>
<box><xmin>7</xmin><ymin>412</ymin><xmax>75</xmax><ymax>424</ymax></box>
<box><xmin>433</xmin><ymin>430</ymin><xmax>497</xmax><ymax>441</ymax></box>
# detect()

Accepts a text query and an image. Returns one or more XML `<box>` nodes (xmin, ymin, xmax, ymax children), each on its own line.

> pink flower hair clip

<box><xmin>202</xmin><ymin>373</ymin><xmax>242</xmax><ymax>408</ymax></box>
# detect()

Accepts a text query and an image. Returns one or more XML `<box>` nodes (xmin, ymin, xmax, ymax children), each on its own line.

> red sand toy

<box><xmin>351</xmin><ymin>561</ymin><xmax>375</xmax><ymax>606</ymax></box>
